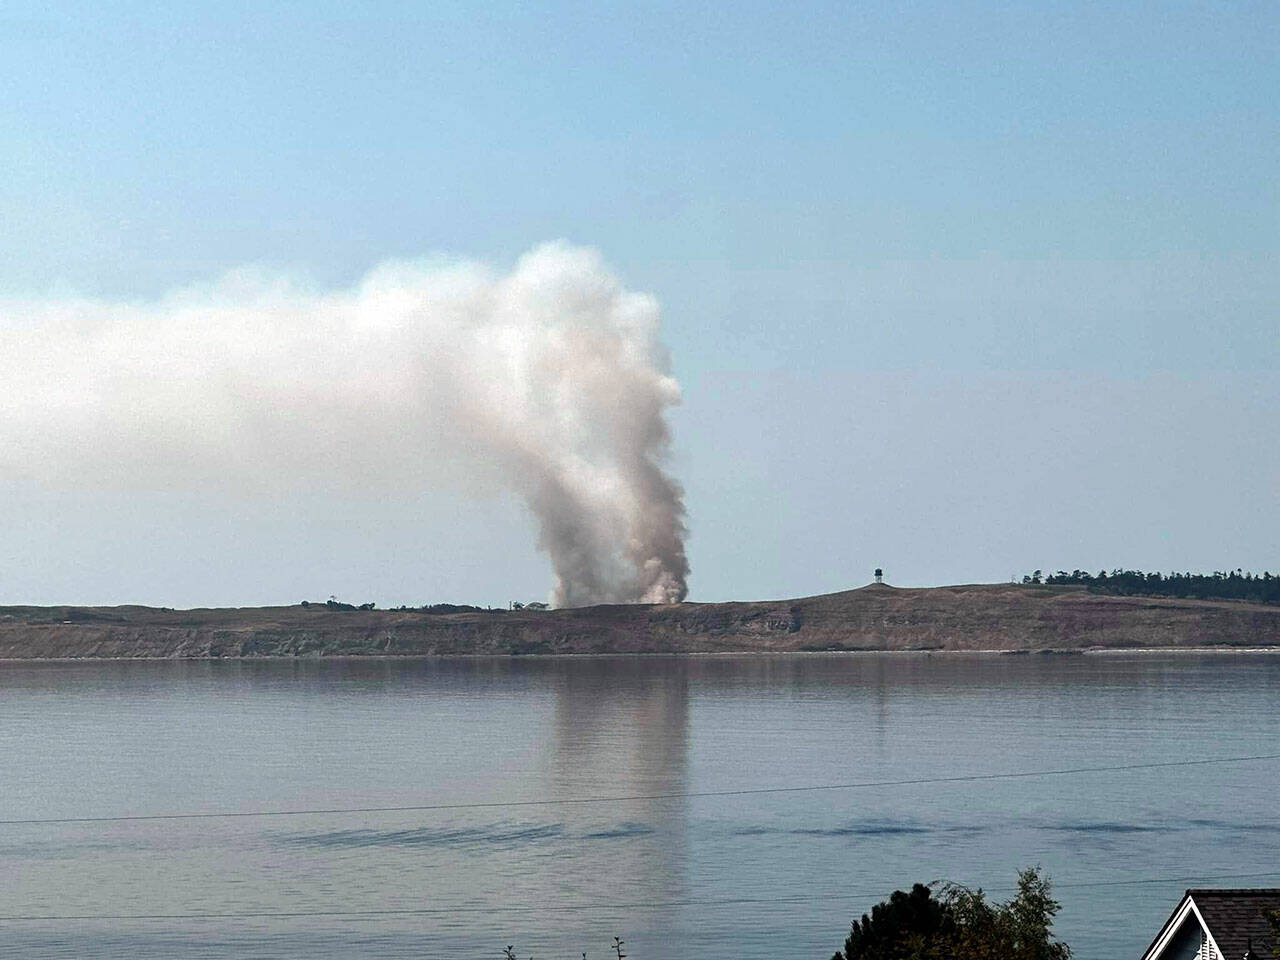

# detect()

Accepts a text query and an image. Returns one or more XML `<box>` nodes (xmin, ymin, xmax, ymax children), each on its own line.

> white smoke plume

<box><xmin>0</xmin><ymin>242</ymin><xmax>689</xmax><ymax>607</ymax></box>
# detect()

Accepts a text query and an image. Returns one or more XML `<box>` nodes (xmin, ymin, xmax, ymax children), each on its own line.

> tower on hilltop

<box><xmin>874</xmin><ymin>568</ymin><xmax>884</xmax><ymax>584</ymax></box>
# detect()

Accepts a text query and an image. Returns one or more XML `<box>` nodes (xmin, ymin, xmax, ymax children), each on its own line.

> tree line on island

<box><xmin>1023</xmin><ymin>568</ymin><xmax>1279</xmax><ymax>605</ymax></box>
<box><xmin>301</xmin><ymin>568</ymin><xmax>1280</xmax><ymax>618</ymax></box>
<box><xmin>299</xmin><ymin>598</ymin><xmax>548</xmax><ymax>613</ymax></box>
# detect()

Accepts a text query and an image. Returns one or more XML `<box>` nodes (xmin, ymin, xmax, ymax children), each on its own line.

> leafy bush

<box><xmin>832</xmin><ymin>867</ymin><xmax>1071</xmax><ymax>960</ymax></box>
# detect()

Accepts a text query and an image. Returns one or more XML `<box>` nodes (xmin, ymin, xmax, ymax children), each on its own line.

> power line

<box><xmin>0</xmin><ymin>871</ymin><xmax>1278</xmax><ymax>924</ymax></box>
<box><xmin>2</xmin><ymin>752</ymin><xmax>1277</xmax><ymax>827</ymax></box>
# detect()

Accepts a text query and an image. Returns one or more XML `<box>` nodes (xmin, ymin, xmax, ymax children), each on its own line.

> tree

<box><xmin>832</xmin><ymin>883</ymin><xmax>953</xmax><ymax>960</ymax></box>
<box><xmin>832</xmin><ymin>868</ymin><xmax>1070</xmax><ymax>960</ymax></box>
<box><xmin>1005</xmin><ymin>867</ymin><xmax>1071</xmax><ymax>960</ymax></box>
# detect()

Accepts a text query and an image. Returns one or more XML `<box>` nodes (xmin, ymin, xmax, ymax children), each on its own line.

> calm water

<box><xmin>1</xmin><ymin>653</ymin><xmax>1277</xmax><ymax>960</ymax></box>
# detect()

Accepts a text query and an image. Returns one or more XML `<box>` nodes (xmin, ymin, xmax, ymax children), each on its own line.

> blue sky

<box><xmin>2</xmin><ymin>2</ymin><xmax>1277</xmax><ymax>605</ymax></box>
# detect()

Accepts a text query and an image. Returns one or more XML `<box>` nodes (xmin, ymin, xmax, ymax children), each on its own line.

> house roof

<box><xmin>1145</xmin><ymin>890</ymin><xmax>1280</xmax><ymax>960</ymax></box>
<box><xmin>1186</xmin><ymin>889</ymin><xmax>1280</xmax><ymax>960</ymax></box>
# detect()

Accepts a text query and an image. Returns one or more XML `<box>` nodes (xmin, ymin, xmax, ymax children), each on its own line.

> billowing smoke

<box><xmin>0</xmin><ymin>242</ymin><xmax>689</xmax><ymax>606</ymax></box>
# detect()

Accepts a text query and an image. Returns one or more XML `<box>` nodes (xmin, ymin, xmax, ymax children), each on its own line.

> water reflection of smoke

<box><xmin>550</xmin><ymin>658</ymin><xmax>691</xmax><ymax>923</ymax></box>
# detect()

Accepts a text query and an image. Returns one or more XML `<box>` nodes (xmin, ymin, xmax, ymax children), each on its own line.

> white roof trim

<box><xmin>1187</xmin><ymin>897</ymin><xmax>1227</xmax><ymax>960</ymax></box>
<box><xmin>1141</xmin><ymin>894</ymin><xmax>1228</xmax><ymax>960</ymax></box>
<box><xmin>1142</xmin><ymin>895</ymin><xmax>1198</xmax><ymax>960</ymax></box>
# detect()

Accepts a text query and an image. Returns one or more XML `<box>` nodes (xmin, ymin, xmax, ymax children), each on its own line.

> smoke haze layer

<box><xmin>0</xmin><ymin>243</ymin><xmax>689</xmax><ymax>607</ymax></box>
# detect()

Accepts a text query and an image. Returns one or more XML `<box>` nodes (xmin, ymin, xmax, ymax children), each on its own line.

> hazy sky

<box><xmin>1</xmin><ymin>2</ymin><xmax>1276</xmax><ymax>606</ymax></box>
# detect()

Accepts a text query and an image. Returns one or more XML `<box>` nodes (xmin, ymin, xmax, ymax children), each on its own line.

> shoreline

<box><xmin>3</xmin><ymin>645</ymin><xmax>1278</xmax><ymax>664</ymax></box>
<box><xmin>4</xmin><ymin>583</ymin><xmax>1278</xmax><ymax>659</ymax></box>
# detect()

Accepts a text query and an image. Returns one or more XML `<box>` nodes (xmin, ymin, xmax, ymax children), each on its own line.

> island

<box><xmin>1</xmin><ymin>582</ymin><xmax>1278</xmax><ymax>659</ymax></box>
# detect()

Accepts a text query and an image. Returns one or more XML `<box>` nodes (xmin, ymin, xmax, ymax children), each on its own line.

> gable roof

<box><xmin>1187</xmin><ymin>889</ymin><xmax>1280</xmax><ymax>960</ymax></box>
<box><xmin>1144</xmin><ymin>890</ymin><xmax>1280</xmax><ymax>960</ymax></box>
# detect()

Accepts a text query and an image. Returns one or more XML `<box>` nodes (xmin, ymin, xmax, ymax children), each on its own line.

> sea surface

<box><xmin>1</xmin><ymin>653</ymin><xmax>1277</xmax><ymax>960</ymax></box>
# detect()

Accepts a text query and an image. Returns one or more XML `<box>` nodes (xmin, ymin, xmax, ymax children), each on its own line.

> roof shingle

<box><xmin>1189</xmin><ymin>889</ymin><xmax>1280</xmax><ymax>960</ymax></box>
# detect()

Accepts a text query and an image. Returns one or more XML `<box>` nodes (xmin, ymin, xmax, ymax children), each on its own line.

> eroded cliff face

<box><xmin>1</xmin><ymin>584</ymin><xmax>1277</xmax><ymax>659</ymax></box>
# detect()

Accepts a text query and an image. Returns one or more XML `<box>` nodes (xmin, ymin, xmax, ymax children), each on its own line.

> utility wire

<box><xmin>0</xmin><ymin>871</ymin><xmax>1278</xmax><ymax>923</ymax></box>
<box><xmin>2</xmin><ymin>752</ymin><xmax>1277</xmax><ymax>827</ymax></box>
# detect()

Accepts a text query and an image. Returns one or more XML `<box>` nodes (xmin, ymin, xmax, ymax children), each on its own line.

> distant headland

<box><xmin>1</xmin><ymin>581</ymin><xmax>1278</xmax><ymax>659</ymax></box>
